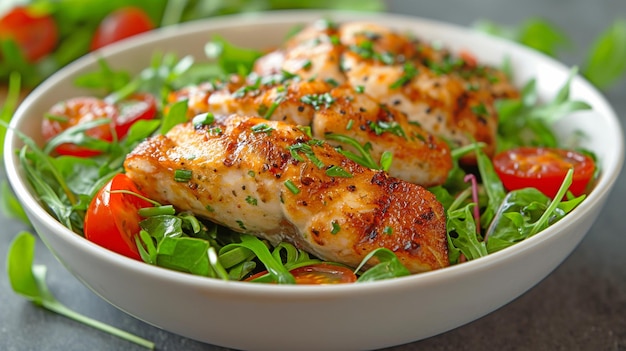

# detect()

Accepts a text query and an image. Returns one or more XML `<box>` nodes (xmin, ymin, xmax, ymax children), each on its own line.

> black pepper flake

<box><xmin>297</xmin><ymin>105</ymin><xmax>305</xmax><ymax>112</ymax></box>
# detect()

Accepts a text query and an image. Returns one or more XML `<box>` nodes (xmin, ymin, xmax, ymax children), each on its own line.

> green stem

<box><xmin>42</xmin><ymin>300</ymin><xmax>155</xmax><ymax>349</ymax></box>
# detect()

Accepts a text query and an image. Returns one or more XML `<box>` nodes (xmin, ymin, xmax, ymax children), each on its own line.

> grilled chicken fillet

<box><xmin>124</xmin><ymin>115</ymin><xmax>449</xmax><ymax>273</ymax></box>
<box><xmin>170</xmin><ymin>78</ymin><xmax>452</xmax><ymax>186</ymax></box>
<box><xmin>253</xmin><ymin>20</ymin><xmax>520</xmax><ymax>160</ymax></box>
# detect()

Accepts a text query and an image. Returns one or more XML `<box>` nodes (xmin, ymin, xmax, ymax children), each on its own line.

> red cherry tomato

<box><xmin>0</xmin><ymin>6</ymin><xmax>58</xmax><ymax>62</ymax></box>
<box><xmin>84</xmin><ymin>174</ymin><xmax>153</xmax><ymax>260</ymax></box>
<box><xmin>247</xmin><ymin>263</ymin><xmax>357</xmax><ymax>284</ymax></box>
<box><xmin>493</xmin><ymin>147</ymin><xmax>595</xmax><ymax>198</ymax></box>
<box><xmin>113</xmin><ymin>93</ymin><xmax>158</xmax><ymax>137</ymax></box>
<box><xmin>90</xmin><ymin>7</ymin><xmax>154</xmax><ymax>51</ymax></box>
<box><xmin>290</xmin><ymin>263</ymin><xmax>357</xmax><ymax>284</ymax></box>
<box><xmin>42</xmin><ymin>97</ymin><xmax>117</xmax><ymax>157</ymax></box>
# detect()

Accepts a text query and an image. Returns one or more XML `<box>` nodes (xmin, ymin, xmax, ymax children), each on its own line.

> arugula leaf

<box><xmin>205</xmin><ymin>35</ymin><xmax>263</xmax><ymax>77</ymax></box>
<box><xmin>474</xmin><ymin>17</ymin><xmax>570</xmax><ymax>57</ymax></box>
<box><xmin>485</xmin><ymin>170</ymin><xmax>585</xmax><ymax>253</ymax></box>
<box><xmin>582</xmin><ymin>19</ymin><xmax>626</xmax><ymax>90</ymax></box>
<box><xmin>496</xmin><ymin>68</ymin><xmax>591</xmax><ymax>151</ymax></box>
<box><xmin>354</xmin><ymin>248</ymin><xmax>411</xmax><ymax>282</ymax></box>
<box><xmin>475</xmin><ymin>144</ymin><xmax>506</xmax><ymax>228</ymax></box>
<box><xmin>446</xmin><ymin>204</ymin><xmax>488</xmax><ymax>263</ymax></box>
<box><xmin>221</xmin><ymin>235</ymin><xmax>296</xmax><ymax>284</ymax></box>
<box><xmin>7</xmin><ymin>231</ymin><xmax>155</xmax><ymax>349</ymax></box>
<box><xmin>74</xmin><ymin>57</ymin><xmax>132</xmax><ymax>93</ymax></box>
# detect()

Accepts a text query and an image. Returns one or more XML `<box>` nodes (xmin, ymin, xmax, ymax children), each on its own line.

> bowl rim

<box><xmin>4</xmin><ymin>9</ymin><xmax>624</xmax><ymax>297</ymax></box>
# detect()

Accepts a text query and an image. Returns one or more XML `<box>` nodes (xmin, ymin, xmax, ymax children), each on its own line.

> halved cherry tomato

<box><xmin>246</xmin><ymin>263</ymin><xmax>357</xmax><ymax>284</ymax></box>
<box><xmin>90</xmin><ymin>7</ymin><xmax>154</xmax><ymax>51</ymax></box>
<box><xmin>113</xmin><ymin>92</ymin><xmax>158</xmax><ymax>137</ymax></box>
<box><xmin>0</xmin><ymin>6</ymin><xmax>57</xmax><ymax>62</ymax></box>
<box><xmin>493</xmin><ymin>147</ymin><xmax>595</xmax><ymax>198</ymax></box>
<box><xmin>84</xmin><ymin>174</ymin><xmax>153</xmax><ymax>260</ymax></box>
<box><xmin>42</xmin><ymin>97</ymin><xmax>117</xmax><ymax>157</ymax></box>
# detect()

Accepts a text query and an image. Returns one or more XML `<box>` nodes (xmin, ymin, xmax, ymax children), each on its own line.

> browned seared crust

<box><xmin>124</xmin><ymin>115</ymin><xmax>448</xmax><ymax>273</ymax></box>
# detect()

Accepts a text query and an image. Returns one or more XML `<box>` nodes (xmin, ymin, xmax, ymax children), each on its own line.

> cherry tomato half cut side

<box><xmin>42</xmin><ymin>97</ymin><xmax>117</xmax><ymax>157</ymax></box>
<box><xmin>493</xmin><ymin>147</ymin><xmax>596</xmax><ymax>198</ymax></box>
<box><xmin>113</xmin><ymin>92</ymin><xmax>158</xmax><ymax>138</ymax></box>
<box><xmin>246</xmin><ymin>263</ymin><xmax>357</xmax><ymax>284</ymax></box>
<box><xmin>84</xmin><ymin>174</ymin><xmax>153</xmax><ymax>260</ymax></box>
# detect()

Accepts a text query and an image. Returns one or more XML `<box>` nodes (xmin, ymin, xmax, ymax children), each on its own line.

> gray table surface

<box><xmin>1</xmin><ymin>1</ymin><xmax>625</xmax><ymax>350</ymax></box>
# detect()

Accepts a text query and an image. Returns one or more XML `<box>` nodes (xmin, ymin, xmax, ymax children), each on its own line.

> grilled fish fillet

<box><xmin>124</xmin><ymin>115</ymin><xmax>449</xmax><ymax>273</ymax></box>
<box><xmin>170</xmin><ymin>78</ymin><xmax>451</xmax><ymax>186</ymax></box>
<box><xmin>253</xmin><ymin>20</ymin><xmax>520</xmax><ymax>159</ymax></box>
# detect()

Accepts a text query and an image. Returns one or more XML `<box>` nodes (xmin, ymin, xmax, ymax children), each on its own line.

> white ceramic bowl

<box><xmin>4</xmin><ymin>10</ymin><xmax>623</xmax><ymax>351</ymax></box>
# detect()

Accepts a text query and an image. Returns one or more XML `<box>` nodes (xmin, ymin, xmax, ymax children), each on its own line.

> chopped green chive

<box><xmin>245</xmin><ymin>195</ymin><xmax>258</xmax><ymax>206</ymax></box>
<box><xmin>192</xmin><ymin>112</ymin><xmax>215</xmax><ymax>127</ymax></box>
<box><xmin>369</xmin><ymin>120</ymin><xmax>406</xmax><ymax>138</ymax></box>
<box><xmin>471</xmin><ymin>103</ymin><xmax>489</xmax><ymax>116</ymax></box>
<box><xmin>302</xmin><ymin>59</ymin><xmax>312</xmax><ymax>70</ymax></box>
<box><xmin>251</xmin><ymin>123</ymin><xmax>274</xmax><ymax>134</ymax></box>
<box><xmin>389</xmin><ymin>63</ymin><xmax>418</xmax><ymax>89</ymax></box>
<box><xmin>383</xmin><ymin>226</ymin><xmax>393</xmax><ymax>235</ymax></box>
<box><xmin>300</xmin><ymin>93</ymin><xmax>335</xmax><ymax>110</ymax></box>
<box><xmin>264</xmin><ymin>95</ymin><xmax>285</xmax><ymax>119</ymax></box>
<box><xmin>208</xmin><ymin>127</ymin><xmax>222</xmax><ymax>135</ymax></box>
<box><xmin>247</xmin><ymin>170</ymin><xmax>256</xmax><ymax>177</ymax></box>
<box><xmin>346</xmin><ymin>119</ymin><xmax>354</xmax><ymax>130</ymax></box>
<box><xmin>324</xmin><ymin>78</ymin><xmax>340</xmax><ymax>87</ymax></box>
<box><xmin>284</xmin><ymin>180</ymin><xmax>300</xmax><ymax>194</ymax></box>
<box><xmin>326</xmin><ymin>165</ymin><xmax>353</xmax><ymax>178</ymax></box>
<box><xmin>205</xmin><ymin>204</ymin><xmax>215</xmax><ymax>212</ymax></box>
<box><xmin>288</xmin><ymin>143</ymin><xmax>325</xmax><ymax>168</ymax></box>
<box><xmin>236</xmin><ymin>220</ymin><xmax>247</xmax><ymax>230</ymax></box>
<box><xmin>355</xmin><ymin>85</ymin><xmax>365</xmax><ymax>94</ymax></box>
<box><xmin>331</xmin><ymin>221</ymin><xmax>341</xmax><ymax>234</ymax></box>
<box><xmin>174</xmin><ymin>169</ymin><xmax>192</xmax><ymax>182</ymax></box>
<box><xmin>298</xmin><ymin>125</ymin><xmax>313</xmax><ymax>138</ymax></box>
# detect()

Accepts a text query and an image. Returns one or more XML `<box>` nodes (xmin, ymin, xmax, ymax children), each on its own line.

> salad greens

<box><xmin>7</xmin><ymin>231</ymin><xmax>155</xmax><ymax>349</ymax></box>
<box><xmin>0</xmin><ymin>0</ymin><xmax>384</xmax><ymax>88</ymax></box>
<box><xmin>10</xmin><ymin>30</ymin><xmax>593</xmax><ymax>280</ymax></box>
<box><xmin>474</xmin><ymin>17</ymin><xmax>626</xmax><ymax>90</ymax></box>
